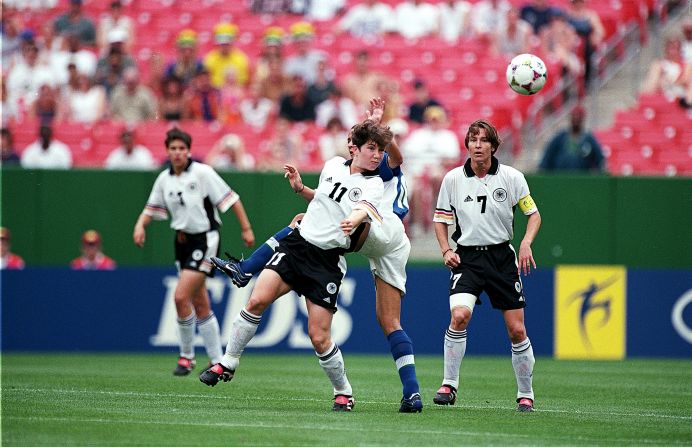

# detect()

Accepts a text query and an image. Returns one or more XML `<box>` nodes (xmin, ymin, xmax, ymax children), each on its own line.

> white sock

<box><xmin>317</xmin><ymin>343</ymin><xmax>352</xmax><ymax>396</ymax></box>
<box><xmin>221</xmin><ymin>309</ymin><xmax>260</xmax><ymax>370</ymax></box>
<box><xmin>197</xmin><ymin>312</ymin><xmax>223</xmax><ymax>364</ymax></box>
<box><xmin>177</xmin><ymin>314</ymin><xmax>196</xmax><ymax>359</ymax></box>
<box><xmin>512</xmin><ymin>338</ymin><xmax>535</xmax><ymax>401</ymax></box>
<box><xmin>442</xmin><ymin>328</ymin><xmax>467</xmax><ymax>390</ymax></box>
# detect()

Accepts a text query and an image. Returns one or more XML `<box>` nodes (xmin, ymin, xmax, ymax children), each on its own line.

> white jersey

<box><xmin>434</xmin><ymin>157</ymin><xmax>538</xmax><ymax>246</ymax></box>
<box><xmin>299</xmin><ymin>156</ymin><xmax>384</xmax><ymax>250</ymax></box>
<box><xmin>143</xmin><ymin>160</ymin><xmax>239</xmax><ymax>234</ymax></box>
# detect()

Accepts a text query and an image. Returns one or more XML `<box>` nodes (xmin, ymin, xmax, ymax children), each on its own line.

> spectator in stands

<box><xmin>1</xmin><ymin>80</ymin><xmax>19</xmax><ymax>126</ymax></box>
<box><xmin>493</xmin><ymin>9</ymin><xmax>534</xmax><ymax>56</ymax></box>
<box><xmin>164</xmin><ymin>29</ymin><xmax>204</xmax><ymax>88</ymax></box>
<box><xmin>104</xmin><ymin>127</ymin><xmax>156</xmax><ymax>170</ymax></box>
<box><xmin>307</xmin><ymin>59</ymin><xmax>337</xmax><ymax>106</ymax></box>
<box><xmin>110</xmin><ymin>67</ymin><xmax>157</xmax><ymax>123</ymax></box>
<box><xmin>1</xmin><ymin>128</ymin><xmax>20</xmax><ymax>166</ymax></box>
<box><xmin>641</xmin><ymin>38</ymin><xmax>688</xmax><ymax>101</ymax></box>
<box><xmin>682</xmin><ymin>20</ymin><xmax>692</xmax><ymax>64</ymax></box>
<box><xmin>470</xmin><ymin>0</ymin><xmax>511</xmax><ymax>42</ymax></box>
<box><xmin>204</xmin><ymin>133</ymin><xmax>255</xmax><ymax>171</ymax></box>
<box><xmin>97</xmin><ymin>1</ymin><xmax>134</xmax><ymax>54</ymax></box>
<box><xmin>402</xmin><ymin>106</ymin><xmax>460</xmax><ymax>233</ymax></box>
<box><xmin>257</xmin><ymin>51</ymin><xmax>291</xmax><ymax>102</ymax></box>
<box><xmin>219</xmin><ymin>69</ymin><xmax>245</xmax><ymax>125</ymax></box>
<box><xmin>20</xmin><ymin>124</ymin><xmax>73</xmax><ymax>169</ymax></box>
<box><xmin>539</xmin><ymin>105</ymin><xmax>604</xmax><ymax>172</ymax></box>
<box><xmin>6</xmin><ymin>41</ymin><xmax>54</xmax><ymax>113</ymax></box>
<box><xmin>51</xmin><ymin>31</ymin><xmax>97</xmax><ymax>86</ymax></box>
<box><xmin>259</xmin><ymin>117</ymin><xmax>304</xmax><ymax>171</ymax></box>
<box><xmin>31</xmin><ymin>83</ymin><xmax>61</xmax><ymax>124</ymax></box>
<box><xmin>70</xmin><ymin>230</ymin><xmax>116</xmax><ymax>270</ymax></box>
<box><xmin>204</xmin><ymin>22</ymin><xmax>250</xmax><ymax>88</ymax></box>
<box><xmin>64</xmin><ymin>73</ymin><xmax>106</xmax><ymax>124</ymax></box>
<box><xmin>337</xmin><ymin>0</ymin><xmax>393</xmax><ymax>39</ymax></box>
<box><xmin>254</xmin><ymin>26</ymin><xmax>285</xmax><ymax>84</ymax></box>
<box><xmin>437</xmin><ymin>0</ymin><xmax>472</xmax><ymax>43</ymax></box>
<box><xmin>318</xmin><ymin>116</ymin><xmax>350</xmax><ymax>161</ymax></box>
<box><xmin>304</xmin><ymin>0</ymin><xmax>345</xmax><ymax>21</ymax></box>
<box><xmin>158</xmin><ymin>76</ymin><xmax>186</xmax><ymax>122</ymax></box>
<box><xmin>520</xmin><ymin>0</ymin><xmax>562</xmax><ymax>34</ymax></box>
<box><xmin>391</xmin><ymin>0</ymin><xmax>439</xmax><ymax>40</ymax></box>
<box><xmin>0</xmin><ymin>227</ymin><xmax>25</xmax><ymax>270</ymax></box>
<box><xmin>284</xmin><ymin>22</ymin><xmax>327</xmax><ymax>86</ymax></box>
<box><xmin>1</xmin><ymin>11</ymin><xmax>23</xmax><ymax>71</ymax></box>
<box><xmin>279</xmin><ymin>75</ymin><xmax>318</xmax><ymax>123</ymax></box>
<box><xmin>37</xmin><ymin>21</ymin><xmax>63</xmax><ymax>61</ymax></box>
<box><xmin>342</xmin><ymin>50</ymin><xmax>389</xmax><ymax>111</ymax></box>
<box><xmin>407</xmin><ymin>79</ymin><xmax>442</xmax><ymax>124</ymax></box>
<box><xmin>316</xmin><ymin>86</ymin><xmax>358</xmax><ymax>129</ymax></box>
<box><xmin>540</xmin><ymin>12</ymin><xmax>583</xmax><ymax>79</ymax></box>
<box><xmin>240</xmin><ymin>82</ymin><xmax>276</xmax><ymax>131</ymax></box>
<box><xmin>250</xmin><ymin>0</ymin><xmax>290</xmax><ymax>14</ymax></box>
<box><xmin>95</xmin><ymin>44</ymin><xmax>136</xmax><ymax>97</ymax></box>
<box><xmin>184</xmin><ymin>67</ymin><xmax>222</xmax><ymax>122</ymax></box>
<box><xmin>565</xmin><ymin>0</ymin><xmax>604</xmax><ymax>85</ymax></box>
<box><xmin>53</xmin><ymin>0</ymin><xmax>96</xmax><ymax>47</ymax></box>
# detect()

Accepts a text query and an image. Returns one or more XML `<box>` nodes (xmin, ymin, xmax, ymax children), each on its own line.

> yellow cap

<box><xmin>290</xmin><ymin>21</ymin><xmax>314</xmax><ymax>40</ymax></box>
<box><xmin>176</xmin><ymin>29</ymin><xmax>197</xmax><ymax>47</ymax></box>
<box><xmin>214</xmin><ymin>22</ymin><xmax>238</xmax><ymax>44</ymax></box>
<box><xmin>263</xmin><ymin>26</ymin><xmax>285</xmax><ymax>46</ymax></box>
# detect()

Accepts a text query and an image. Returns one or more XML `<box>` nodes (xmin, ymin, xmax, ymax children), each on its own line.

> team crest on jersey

<box><xmin>326</xmin><ymin>282</ymin><xmax>338</xmax><ymax>294</ymax></box>
<box><xmin>192</xmin><ymin>249</ymin><xmax>204</xmax><ymax>261</ymax></box>
<box><xmin>187</xmin><ymin>182</ymin><xmax>199</xmax><ymax>192</ymax></box>
<box><xmin>348</xmin><ymin>188</ymin><xmax>363</xmax><ymax>201</ymax></box>
<box><xmin>493</xmin><ymin>188</ymin><xmax>507</xmax><ymax>202</ymax></box>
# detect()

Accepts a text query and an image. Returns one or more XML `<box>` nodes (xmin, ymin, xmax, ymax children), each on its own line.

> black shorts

<box><xmin>449</xmin><ymin>242</ymin><xmax>525</xmax><ymax>310</ymax></box>
<box><xmin>174</xmin><ymin>230</ymin><xmax>219</xmax><ymax>277</ymax></box>
<box><xmin>265</xmin><ymin>231</ymin><xmax>345</xmax><ymax>312</ymax></box>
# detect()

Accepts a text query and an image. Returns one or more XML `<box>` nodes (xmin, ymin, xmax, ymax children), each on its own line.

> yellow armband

<box><xmin>518</xmin><ymin>195</ymin><xmax>537</xmax><ymax>215</ymax></box>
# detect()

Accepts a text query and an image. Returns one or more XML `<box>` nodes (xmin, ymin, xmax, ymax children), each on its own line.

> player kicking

<box><xmin>433</xmin><ymin>119</ymin><xmax>541</xmax><ymax>412</ymax></box>
<box><xmin>212</xmin><ymin>99</ymin><xmax>423</xmax><ymax>413</ymax></box>
<box><xmin>200</xmin><ymin>121</ymin><xmax>391</xmax><ymax>412</ymax></box>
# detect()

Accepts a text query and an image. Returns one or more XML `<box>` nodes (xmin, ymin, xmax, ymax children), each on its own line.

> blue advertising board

<box><xmin>1</xmin><ymin>267</ymin><xmax>690</xmax><ymax>357</ymax></box>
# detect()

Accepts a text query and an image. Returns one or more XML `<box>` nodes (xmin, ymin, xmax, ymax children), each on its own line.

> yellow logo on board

<box><xmin>555</xmin><ymin>266</ymin><xmax>626</xmax><ymax>359</ymax></box>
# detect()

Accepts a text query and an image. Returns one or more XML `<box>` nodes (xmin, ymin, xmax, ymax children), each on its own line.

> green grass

<box><xmin>2</xmin><ymin>353</ymin><xmax>691</xmax><ymax>446</ymax></box>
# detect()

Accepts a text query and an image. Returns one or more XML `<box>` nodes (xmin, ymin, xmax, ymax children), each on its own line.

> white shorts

<box><xmin>358</xmin><ymin>214</ymin><xmax>409</xmax><ymax>294</ymax></box>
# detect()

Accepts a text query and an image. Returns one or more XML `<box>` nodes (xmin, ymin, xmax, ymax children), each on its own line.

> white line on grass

<box><xmin>4</xmin><ymin>387</ymin><xmax>691</xmax><ymax>421</ymax></box>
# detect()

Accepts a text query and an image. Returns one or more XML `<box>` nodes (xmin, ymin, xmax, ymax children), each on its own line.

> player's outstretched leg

<box><xmin>211</xmin><ymin>254</ymin><xmax>252</xmax><ymax>287</ymax></box>
<box><xmin>388</xmin><ymin>330</ymin><xmax>422</xmax><ymax>413</ymax></box>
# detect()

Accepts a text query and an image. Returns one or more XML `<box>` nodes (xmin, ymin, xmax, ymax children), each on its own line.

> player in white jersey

<box><xmin>133</xmin><ymin>128</ymin><xmax>255</xmax><ymax>376</ymax></box>
<box><xmin>432</xmin><ymin>119</ymin><xmax>542</xmax><ymax>412</ymax></box>
<box><xmin>200</xmin><ymin>121</ymin><xmax>390</xmax><ymax>412</ymax></box>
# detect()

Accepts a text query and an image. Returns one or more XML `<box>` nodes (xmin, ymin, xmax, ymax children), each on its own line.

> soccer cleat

<box><xmin>332</xmin><ymin>394</ymin><xmax>355</xmax><ymax>412</ymax></box>
<box><xmin>517</xmin><ymin>398</ymin><xmax>534</xmax><ymax>412</ymax></box>
<box><xmin>173</xmin><ymin>357</ymin><xmax>196</xmax><ymax>376</ymax></box>
<box><xmin>210</xmin><ymin>254</ymin><xmax>252</xmax><ymax>288</ymax></box>
<box><xmin>433</xmin><ymin>384</ymin><xmax>457</xmax><ymax>405</ymax></box>
<box><xmin>199</xmin><ymin>363</ymin><xmax>235</xmax><ymax>386</ymax></box>
<box><xmin>399</xmin><ymin>393</ymin><xmax>423</xmax><ymax>413</ymax></box>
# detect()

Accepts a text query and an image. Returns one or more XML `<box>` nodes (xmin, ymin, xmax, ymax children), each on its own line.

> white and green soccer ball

<box><xmin>506</xmin><ymin>53</ymin><xmax>548</xmax><ymax>95</ymax></box>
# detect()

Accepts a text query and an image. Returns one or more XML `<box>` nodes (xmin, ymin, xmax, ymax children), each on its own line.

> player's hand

<box><xmin>339</xmin><ymin>218</ymin><xmax>355</xmax><ymax>235</ymax></box>
<box><xmin>518</xmin><ymin>241</ymin><xmax>536</xmax><ymax>275</ymax></box>
<box><xmin>133</xmin><ymin>226</ymin><xmax>145</xmax><ymax>247</ymax></box>
<box><xmin>284</xmin><ymin>164</ymin><xmax>303</xmax><ymax>193</ymax></box>
<box><xmin>241</xmin><ymin>228</ymin><xmax>255</xmax><ymax>247</ymax></box>
<box><xmin>443</xmin><ymin>250</ymin><xmax>460</xmax><ymax>269</ymax></box>
<box><xmin>365</xmin><ymin>97</ymin><xmax>385</xmax><ymax>124</ymax></box>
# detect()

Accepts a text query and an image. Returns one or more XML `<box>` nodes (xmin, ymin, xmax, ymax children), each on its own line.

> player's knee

<box><xmin>450</xmin><ymin>306</ymin><xmax>471</xmax><ymax>330</ymax></box>
<box><xmin>245</xmin><ymin>297</ymin><xmax>269</xmax><ymax>316</ymax></box>
<box><xmin>308</xmin><ymin>329</ymin><xmax>330</xmax><ymax>352</ymax></box>
<box><xmin>507</xmin><ymin>324</ymin><xmax>527</xmax><ymax>343</ymax></box>
<box><xmin>377</xmin><ymin>315</ymin><xmax>401</xmax><ymax>335</ymax></box>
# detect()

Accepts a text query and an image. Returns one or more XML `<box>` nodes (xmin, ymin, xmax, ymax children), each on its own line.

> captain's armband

<box><xmin>518</xmin><ymin>195</ymin><xmax>537</xmax><ymax>215</ymax></box>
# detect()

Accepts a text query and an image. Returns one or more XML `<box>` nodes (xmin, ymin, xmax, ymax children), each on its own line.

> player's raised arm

<box><xmin>284</xmin><ymin>164</ymin><xmax>315</xmax><ymax>201</ymax></box>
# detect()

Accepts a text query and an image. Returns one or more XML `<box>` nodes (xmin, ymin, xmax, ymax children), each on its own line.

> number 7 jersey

<box><xmin>433</xmin><ymin>157</ymin><xmax>538</xmax><ymax>246</ymax></box>
<box><xmin>299</xmin><ymin>156</ymin><xmax>384</xmax><ymax>251</ymax></box>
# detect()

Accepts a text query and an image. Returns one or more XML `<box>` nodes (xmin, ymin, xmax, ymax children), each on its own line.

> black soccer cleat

<box><xmin>517</xmin><ymin>397</ymin><xmax>534</xmax><ymax>412</ymax></box>
<box><xmin>433</xmin><ymin>384</ymin><xmax>457</xmax><ymax>405</ymax></box>
<box><xmin>173</xmin><ymin>357</ymin><xmax>196</xmax><ymax>376</ymax></box>
<box><xmin>199</xmin><ymin>363</ymin><xmax>235</xmax><ymax>386</ymax></box>
<box><xmin>399</xmin><ymin>393</ymin><xmax>423</xmax><ymax>413</ymax></box>
<box><xmin>210</xmin><ymin>254</ymin><xmax>252</xmax><ymax>288</ymax></box>
<box><xmin>332</xmin><ymin>394</ymin><xmax>355</xmax><ymax>412</ymax></box>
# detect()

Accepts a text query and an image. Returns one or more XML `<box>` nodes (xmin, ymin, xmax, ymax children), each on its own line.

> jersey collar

<box><xmin>168</xmin><ymin>158</ymin><xmax>193</xmax><ymax>175</ymax></box>
<box><xmin>463</xmin><ymin>156</ymin><xmax>499</xmax><ymax>177</ymax></box>
<box><xmin>344</xmin><ymin>158</ymin><xmax>380</xmax><ymax>176</ymax></box>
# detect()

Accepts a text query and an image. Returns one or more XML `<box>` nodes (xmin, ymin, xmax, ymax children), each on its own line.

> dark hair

<box><xmin>1</xmin><ymin>128</ymin><xmax>12</xmax><ymax>145</ymax></box>
<box><xmin>350</xmin><ymin>121</ymin><xmax>393</xmax><ymax>151</ymax></box>
<box><xmin>465</xmin><ymin>119</ymin><xmax>501</xmax><ymax>152</ymax></box>
<box><xmin>165</xmin><ymin>127</ymin><xmax>192</xmax><ymax>149</ymax></box>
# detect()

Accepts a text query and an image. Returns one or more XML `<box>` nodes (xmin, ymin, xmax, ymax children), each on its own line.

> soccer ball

<box><xmin>506</xmin><ymin>53</ymin><xmax>548</xmax><ymax>95</ymax></box>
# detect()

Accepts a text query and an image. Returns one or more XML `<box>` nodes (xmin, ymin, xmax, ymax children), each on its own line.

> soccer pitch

<box><xmin>2</xmin><ymin>353</ymin><xmax>691</xmax><ymax>446</ymax></box>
